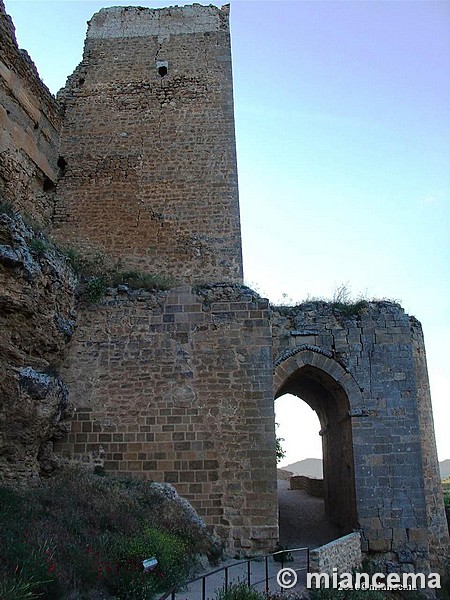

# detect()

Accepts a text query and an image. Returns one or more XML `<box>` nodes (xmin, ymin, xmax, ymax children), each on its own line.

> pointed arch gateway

<box><xmin>274</xmin><ymin>346</ymin><xmax>361</xmax><ymax>532</ymax></box>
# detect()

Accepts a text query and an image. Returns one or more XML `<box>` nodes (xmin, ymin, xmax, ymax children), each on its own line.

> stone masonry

<box><xmin>290</xmin><ymin>475</ymin><xmax>324</xmax><ymax>498</ymax></box>
<box><xmin>53</xmin><ymin>5</ymin><xmax>243</xmax><ymax>284</ymax></box>
<box><xmin>56</xmin><ymin>284</ymin><xmax>278</xmax><ymax>551</ymax></box>
<box><xmin>0</xmin><ymin>0</ymin><xmax>62</xmax><ymax>226</ymax></box>
<box><xmin>1</xmin><ymin>0</ymin><xmax>448</xmax><ymax>574</ymax></box>
<box><xmin>309</xmin><ymin>532</ymin><xmax>362</xmax><ymax>576</ymax></box>
<box><xmin>272</xmin><ymin>301</ymin><xmax>449</xmax><ymax>572</ymax></box>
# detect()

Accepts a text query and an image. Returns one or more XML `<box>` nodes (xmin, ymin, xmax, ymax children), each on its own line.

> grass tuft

<box><xmin>29</xmin><ymin>238</ymin><xmax>49</xmax><ymax>257</ymax></box>
<box><xmin>215</xmin><ymin>582</ymin><xmax>266</xmax><ymax>600</ymax></box>
<box><xmin>59</xmin><ymin>247</ymin><xmax>175</xmax><ymax>303</ymax></box>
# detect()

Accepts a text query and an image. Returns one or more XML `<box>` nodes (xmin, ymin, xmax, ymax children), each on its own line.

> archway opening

<box><xmin>275</xmin><ymin>364</ymin><xmax>358</xmax><ymax>536</ymax></box>
<box><xmin>275</xmin><ymin>394</ymin><xmax>322</xmax><ymax>472</ymax></box>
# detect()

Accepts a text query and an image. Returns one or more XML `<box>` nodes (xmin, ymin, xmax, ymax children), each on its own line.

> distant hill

<box><xmin>440</xmin><ymin>459</ymin><xmax>450</xmax><ymax>480</ymax></box>
<box><xmin>280</xmin><ymin>458</ymin><xmax>323</xmax><ymax>479</ymax></box>
<box><xmin>280</xmin><ymin>458</ymin><xmax>450</xmax><ymax>480</ymax></box>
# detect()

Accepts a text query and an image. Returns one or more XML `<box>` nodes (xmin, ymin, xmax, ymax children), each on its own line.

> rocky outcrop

<box><xmin>0</xmin><ymin>212</ymin><xmax>76</xmax><ymax>480</ymax></box>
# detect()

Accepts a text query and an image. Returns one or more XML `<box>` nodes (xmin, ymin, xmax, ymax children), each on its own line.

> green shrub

<box><xmin>104</xmin><ymin>526</ymin><xmax>195</xmax><ymax>598</ymax></box>
<box><xmin>60</xmin><ymin>246</ymin><xmax>175</xmax><ymax>303</ymax></box>
<box><xmin>29</xmin><ymin>238</ymin><xmax>48</xmax><ymax>257</ymax></box>
<box><xmin>85</xmin><ymin>275</ymin><xmax>109</xmax><ymax>303</ymax></box>
<box><xmin>444</xmin><ymin>492</ymin><xmax>450</xmax><ymax>509</ymax></box>
<box><xmin>215</xmin><ymin>582</ymin><xmax>266</xmax><ymax>600</ymax></box>
<box><xmin>0</xmin><ymin>536</ymin><xmax>61</xmax><ymax>600</ymax></box>
<box><xmin>331</xmin><ymin>299</ymin><xmax>368</xmax><ymax>318</ymax></box>
<box><xmin>275</xmin><ymin>423</ymin><xmax>286</xmax><ymax>464</ymax></box>
<box><xmin>61</xmin><ymin>247</ymin><xmax>108</xmax><ymax>277</ymax></box>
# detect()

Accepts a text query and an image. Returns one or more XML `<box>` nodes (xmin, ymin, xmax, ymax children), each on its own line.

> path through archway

<box><xmin>274</xmin><ymin>353</ymin><xmax>358</xmax><ymax>545</ymax></box>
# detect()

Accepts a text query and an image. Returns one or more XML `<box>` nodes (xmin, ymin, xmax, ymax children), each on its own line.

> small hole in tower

<box><xmin>57</xmin><ymin>156</ymin><xmax>67</xmax><ymax>176</ymax></box>
<box><xmin>158</xmin><ymin>66</ymin><xmax>168</xmax><ymax>77</ymax></box>
<box><xmin>43</xmin><ymin>176</ymin><xmax>55</xmax><ymax>192</ymax></box>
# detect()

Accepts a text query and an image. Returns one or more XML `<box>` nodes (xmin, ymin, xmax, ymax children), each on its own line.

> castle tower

<box><xmin>53</xmin><ymin>5</ymin><xmax>243</xmax><ymax>284</ymax></box>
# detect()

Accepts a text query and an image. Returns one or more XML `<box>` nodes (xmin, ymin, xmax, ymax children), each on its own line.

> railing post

<box><xmin>265</xmin><ymin>555</ymin><xmax>269</xmax><ymax>598</ymax></box>
<box><xmin>158</xmin><ymin>545</ymin><xmax>311</xmax><ymax>600</ymax></box>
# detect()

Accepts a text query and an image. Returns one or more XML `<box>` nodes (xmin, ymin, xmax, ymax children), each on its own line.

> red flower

<box><xmin>49</xmin><ymin>563</ymin><xmax>56</xmax><ymax>574</ymax></box>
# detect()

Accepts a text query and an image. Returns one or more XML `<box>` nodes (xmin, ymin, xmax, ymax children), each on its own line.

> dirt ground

<box><xmin>277</xmin><ymin>479</ymin><xmax>341</xmax><ymax>549</ymax></box>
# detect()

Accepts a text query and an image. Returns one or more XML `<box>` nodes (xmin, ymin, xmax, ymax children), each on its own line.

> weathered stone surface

<box><xmin>53</xmin><ymin>4</ymin><xmax>242</xmax><ymax>284</ymax></box>
<box><xmin>272</xmin><ymin>301</ymin><xmax>449</xmax><ymax>571</ymax></box>
<box><xmin>0</xmin><ymin>214</ymin><xmax>76</xmax><ymax>480</ymax></box>
<box><xmin>290</xmin><ymin>475</ymin><xmax>323</xmax><ymax>497</ymax></box>
<box><xmin>309</xmin><ymin>531</ymin><xmax>362</xmax><ymax>575</ymax></box>
<box><xmin>0</xmin><ymin>0</ymin><xmax>62</xmax><ymax>226</ymax></box>
<box><xmin>54</xmin><ymin>284</ymin><xmax>277</xmax><ymax>551</ymax></box>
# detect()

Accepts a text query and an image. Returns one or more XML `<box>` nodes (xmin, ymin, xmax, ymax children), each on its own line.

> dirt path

<box><xmin>178</xmin><ymin>481</ymin><xmax>343</xmax><ymax>599</ymax></box>
<box><xmin>278</xmin><ymin>479</ymin><xmax>341</xmax><ymax>549</ymax></box>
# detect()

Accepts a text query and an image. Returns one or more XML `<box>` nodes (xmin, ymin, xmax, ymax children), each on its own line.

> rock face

<box><xmin>0</xmin><ymin>0</ymin><xmax>75</xmax><ymax>481</ymax></box>
<box><xmin>0</xmin><ymin>213</ymin><xmax>76</xmax><ymax>479</ymax></box>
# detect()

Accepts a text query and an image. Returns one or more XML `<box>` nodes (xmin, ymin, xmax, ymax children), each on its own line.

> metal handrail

<box><xmin>158</xmin><ymin>546</ymin><xmax>309</xmax><ymax>600</ymax></box>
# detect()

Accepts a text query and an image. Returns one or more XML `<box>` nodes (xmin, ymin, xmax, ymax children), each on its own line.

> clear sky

<box><xmin>4</xmin><ymin>0</ymin><xmax>449</xmax><ymax>464</ymax></box>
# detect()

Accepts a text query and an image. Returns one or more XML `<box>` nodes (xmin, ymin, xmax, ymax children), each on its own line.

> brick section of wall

<box><xmin>53</xmin><ymin>5</ymin><xmax>243</xmax><ymax>284</ymax></box>
<box><xmin>55</xmin><ymin>285</ymin><xmax>277</xmax><ymax>551</ymax></box>
<box><xmin>290</xmin><ymin>475</ymin><xmax>323</xmax><ymax>497</ymax></box>
<box><xmin>309</xmin><ymin>531</ymin><xmax>362</xmax><ymax>575</ymax></box>
<box><xmin>272</xmin><ymin>301</ymin><xmax>449</xmax><ymax>573</ymax></box>
<box><xmin>0</xmin><ymin>0</ymin><xmax>62</xmax><ymax>225</ymax></box>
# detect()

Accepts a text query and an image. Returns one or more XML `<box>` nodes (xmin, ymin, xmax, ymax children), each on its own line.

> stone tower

<box><xmin>52</xmin><ymin>5</ymin><xmax>279</xmax><ymax>553</ymax></box>
<box><xmin>53</xmin><ymin>5</ymin><xmax>243</xmax><ymax>284</ymax></box>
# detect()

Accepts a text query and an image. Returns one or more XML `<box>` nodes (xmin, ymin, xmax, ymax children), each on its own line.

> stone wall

<box><xmin>272</xmin><ymin>301</ymin><xmax>449</xmax><ymax>572</ymax></box>
<box><xmin>55</xmin><ymin>284</ymin><xmax>278</xmax><ymax>551</ymax></box>
<box><xmin>0</xmin><ymin>0</ymin><xmax>62</xmax><ymax>226</ymax></box>
<box><xmin>411</xmin><ymin>319</ymin><xmax>450</xmax><ymax>571</ymax></box>
<box><xmin>290</xmin><ymin>475</ymin><xmax>323</xmax><ymax>497</ymax></box>
<box><xmin>53</xmin><ymin>5</ymin><xmax>243</xmax><ymax>284</ymax></box>
<box><xmin>309</xmin><ymin>531</ymin><xmax>362</xmax><ymax>575</ymax></box>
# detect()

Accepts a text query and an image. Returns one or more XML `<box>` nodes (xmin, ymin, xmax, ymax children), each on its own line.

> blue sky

<box><xmin>5</xmin><ymin>0</ymin><xmax>450</xmax><ymax>463</ymax></box>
